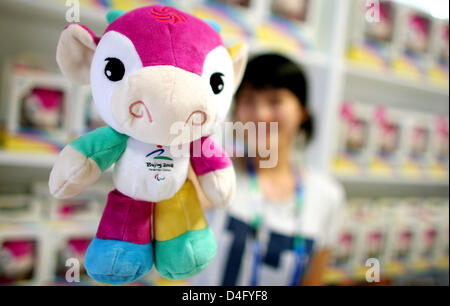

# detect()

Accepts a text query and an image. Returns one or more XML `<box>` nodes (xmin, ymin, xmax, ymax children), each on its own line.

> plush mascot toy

<box><xmin>49</xmin><ymin>5</ymin><xmax>248</xmax><ymax>285</ymax></box>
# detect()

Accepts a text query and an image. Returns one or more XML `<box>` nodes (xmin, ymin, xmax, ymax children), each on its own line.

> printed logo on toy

<box><xmin>155</xmin><ymin>174</ymin><xmax>166</xmax><ymax>181</ymax></box>
<box><xmin>151</xmin><ymin>7</ymin><xmax>185</xmax><ymax>24</ymax></box>
<box><xmin>146</xmin><ymin>145</ymin><xmax>174</xmax><ymax>161</ymax></box>
<box><xmin>146</xmin><ymin>145</ymin><xmax>175</xmax><ymax>174</ymax></box>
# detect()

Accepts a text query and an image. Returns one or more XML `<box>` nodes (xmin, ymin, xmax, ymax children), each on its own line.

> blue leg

<box><xmin>85</xmin><ymin>238</ymin><xmax>153</xmax><ymax>285</ymax></box>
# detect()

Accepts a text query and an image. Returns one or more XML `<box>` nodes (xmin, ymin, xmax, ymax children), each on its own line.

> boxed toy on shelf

<box><xmin>1</xmin><ymin>56</ymin><xmax>73</xmax><ymax>155</ymax></box>
<box><xmin>428</xmin><ymin>20</ymin><xmax>449</xmax><ymax>87</ymax></box>
<box><xmin>351</xmin><ymin>200</ymin><xmax>390</xmax><ymax>278</ymax></box>
<box><xmin>53</xmin><ymin>237</ymin><xmax>92</xmax><ymax>284</ymax></box>
<box><xmin>368</xmin><ymin>105</ymin><xmax>403</xmax><ymax>177</ymax></box>
<box><xmin>392</xmin><ymin>7</ymin><xmax>432</xmax><ymax>81</ymax></box>
<box><xmin>326</xmin><ymin>197</ymin><xmax>449</xmax><ymax>285</ymax></box>
<box><xmin>0</xmin><ymin>210</ymin><xmax>45</xmax><ymax>285</ymax></box>
<box><xmin>428</xmin><ymin>116</ymin><xmax>449</xmax><ymax>180</ymax></box>
<box><xmin>332</xmin><ymin>102</ymin><xmax>448</xmax><ymax>182</ymax></box>
<box><xmin>332</xmin><ymin>101</ymin><xmax>373</xmax><ymax>176</ymax></box>
<box><xmin>408</xmin><ymin>199</ymin><xmax>441</xmax><ymax>271</ymax></box>
<box><xmin>434</xmin><ymin>199</ymin><xmax>449</xmax><ymax>269</ymax></box>
<box><xmin>383</xmin><ymin>200</ymin><xmax>416</xmax><ymax>275</ymax></box>
<box><xmin>399</xmin><ymin>112</ymin><xmax>433</xmax><ymax>179</ymax></box>
<box><xmin>325</xmin><ymin>199</ymin><xmax>367</xmax><ymax>283</ymax></box>
<box><xmin>0</xmin><ymin>238</ymin><xmax>38</xmax><ymax>285</ymax></box>
<box><xmin>347</xmin><ymin>0</ymin><xmax>398</xmax><ymax>71</ymax></box>
<box><xmin>0</xmin><ymin>180</ymin><xmax>112</xmax><ymax>285</ymax></box>
<box><xmin>41</xmin><ymin>221</ymin><xmax>97</xmax><ymax>285</ymax></box>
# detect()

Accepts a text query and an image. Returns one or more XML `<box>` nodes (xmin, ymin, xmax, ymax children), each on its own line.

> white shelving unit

<box><xmin>0</xmin><ymin>151</ymin><xmax>57</xmax><ymax>168</ymax></box>
<box><xmin>0</xmin><ymin>0</ymin><xmax>448</xmax><ymax>196</ymax></box>
<box><xmin>0</xmin><ymin>0</ymin><xmax>447</xmax><ymax>287</ymax></box>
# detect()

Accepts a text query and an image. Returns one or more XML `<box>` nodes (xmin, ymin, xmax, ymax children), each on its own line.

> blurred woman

<box><xmin>192</xmin><ymin>54</ymin><xmax>345</xmax><ymax>286</ymax></box>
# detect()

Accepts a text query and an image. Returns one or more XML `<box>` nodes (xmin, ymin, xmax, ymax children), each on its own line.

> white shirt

<box><xmin>192</xmin><ymin>163</ymin><xmax>345</xmax><ymax>286</ymax></box>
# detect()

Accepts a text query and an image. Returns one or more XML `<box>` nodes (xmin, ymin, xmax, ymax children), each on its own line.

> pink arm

<box><xmin>190</xmin><ymin>137</ymin><xmax>232</xmax><ymax>176</ymax></box>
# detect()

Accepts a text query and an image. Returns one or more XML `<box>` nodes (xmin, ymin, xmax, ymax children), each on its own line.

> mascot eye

<box><xmin>210</xmin><ymin>73</ymin><xmax>225</xmax><ymax>95</ymax></box>
<box><xmin>104</xmin><ymin>58</ymin><xmax>125</xmax><ymax>82</ymax></box>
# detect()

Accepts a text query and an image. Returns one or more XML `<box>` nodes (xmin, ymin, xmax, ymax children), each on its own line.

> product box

<box><xmin>353</xmin><ymin>200</ymin><xmax>389</xmax><ymax>280</ymax></box>
<box><xmin>325</xmin><ymin>199</ymin><xmax>365</xmax><ymax>284</ymax></box>
<box><xmin>383</xmin><ymin>199</ymin><xmax>417</xmax><ymax>275</ymax></box>
<box><xmin>333</xmin><ymin>101</ymin><xmax>373</xmax><ymax>176</ymax></box>
<box><xmin>53</xmin><ymin>236</ymin><xmax>92</xmax><ymax>283</ymax></box>
<box><xmin>399</xmin><ymin>112</ymin><xmax>433</xmax><ymax>179</ymax></box>
<box><xmin>1</xmin><ymin>58</ymin><xmax>73</xmax><ymax>153</ymax></box>
<box><xmin>392</xmin><ymin>7</ymin><xmax>432</xmax><ymax>80</ymax></box>
<box><xmin>0</xmin><ymin>238</ymin><xmax>38</xmax><ymax>285</ymax></box>
<box><xmin>433</xmin><ymin>199</ymin><xmax>449</xmax><ymax>269</ymax></box>
<box><xmin>428</xmin><ymin>116</ymin><xmax>449</xmax><ymax>181</ymax></box>
<box><xmin>409</xmin><ymin>199</ymin><xmax>441</xmax><ymax>272</ymax></box>
<box><xmin>347</xmin><ymin>0</ymin><xmax>398</xmax><ymax>71</ymax></box>
<box><xmin>368</xmin><ymin>106</ymin><xmax>403</xmax><ymax>177</ymax></box>
<box><xmin>428</xmin><ymin>19</ymin><xmax>449</xmax><ymax>87</ymax></box>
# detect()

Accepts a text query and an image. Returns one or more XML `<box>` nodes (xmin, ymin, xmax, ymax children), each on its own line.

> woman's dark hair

<box><xmin>235</xmin><ymin>53</ymin><xmax>314</xmax><ymax>143</ymax></box>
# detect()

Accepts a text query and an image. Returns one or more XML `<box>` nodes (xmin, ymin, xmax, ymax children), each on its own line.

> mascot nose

<box><xmin>124</xmin><ymin>66</ymin><xmax>215</xmax><ymax>124</ymax></box>
<box><xmin>111</xmin><ymin>65</ymin><xmax>217</xmax><ymax>146</ymax></box>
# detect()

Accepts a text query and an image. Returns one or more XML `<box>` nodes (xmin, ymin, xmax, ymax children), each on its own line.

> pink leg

<box><xmin>96</xmin><ymin>189</ymin><xmax>153</xmax><ymax>244</ymax></box>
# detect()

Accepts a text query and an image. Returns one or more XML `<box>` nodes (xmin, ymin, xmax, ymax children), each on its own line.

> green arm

<box><xmin>70</xmin><ymin>126</ymin><xmax>129</xmax><ymax>171</ymax></box>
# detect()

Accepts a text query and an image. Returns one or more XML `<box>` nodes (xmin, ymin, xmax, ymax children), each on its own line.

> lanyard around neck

<box><xmin>245</xmin><ymin>158</ymin><xmax>308</xmax><ymax>286</ymax></box>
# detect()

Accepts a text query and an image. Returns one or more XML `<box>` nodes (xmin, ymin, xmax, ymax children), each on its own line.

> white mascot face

<box><xmin>56</xmin><ymin>9</ymin><xmax>248</xmax><ymax>146</ymax></box>
<box><xmin>90</xmin><ymin>32</ymin><xmax>236</xmax><ymax>146</ymax></box>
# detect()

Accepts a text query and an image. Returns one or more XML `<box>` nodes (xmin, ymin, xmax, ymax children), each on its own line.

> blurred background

<box><xmin>0</xmin><ymin>0</ymin><xmax>448</xmax><ymax>286</ymax></box>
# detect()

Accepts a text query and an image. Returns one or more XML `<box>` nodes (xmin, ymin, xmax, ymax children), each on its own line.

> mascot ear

<box><xmin>227</xmin><ymin>42</ymin><xmax>249</xmax><ymax>92</ymax></box>
<box><xmin>56</xmin><ymin>24</ymin><xmax>98</xmax><ymax>84</ymax></box>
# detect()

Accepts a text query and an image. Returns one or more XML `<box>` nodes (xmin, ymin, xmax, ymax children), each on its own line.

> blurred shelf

<box><xmin>337</xmin><ymin>175</ymin><xmax>449</xmax><ymax>187</ymax></box>
<box><xmin>296</xmin><ymin>52</ymin><xmax>328</xmax><ymax>69</ymax></box>
<box><xmin>248</xmin><ymin>41</ymin><xmax>329</xmax><ymax>69</ymax></box>
<box><xmin>0</xmin><ymin>151</ymin><xmax>115</xmax><ymax>177</ymax></box>
<box><xmin>0</xmin><ymin>150</ymin><xmax>57</xmax><ymax>168</ymax></box>
<box><xmin>335</xmin><ymin>175</ymin><xmax>449</xmax><ymax>197</ymax></box>
<box><xmin>0</xmin><ymin>0</ymin><xmax>107</xmax><ymax>28</ymax></box>
<box><xmin>324</xmin><ymin>262</ymin><xmax>449</xmax><ymax>285</ymax></box>
<box><xmin>345</xmin><ymin>62</ymin><xmax>449</xmax><ymax>98</ymax></box>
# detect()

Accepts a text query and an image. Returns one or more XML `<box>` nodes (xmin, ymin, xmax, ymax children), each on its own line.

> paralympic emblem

<box><xmin>155</xmin><ymin>174</ymin><xmax>165</xmax><ymax>181</ymax></box>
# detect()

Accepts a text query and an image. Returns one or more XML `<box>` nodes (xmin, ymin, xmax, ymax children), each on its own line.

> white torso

<box><xmin>113</xmin><ymin>138</ymin><xmax>189</xmax><ymax>202</ymax></box>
